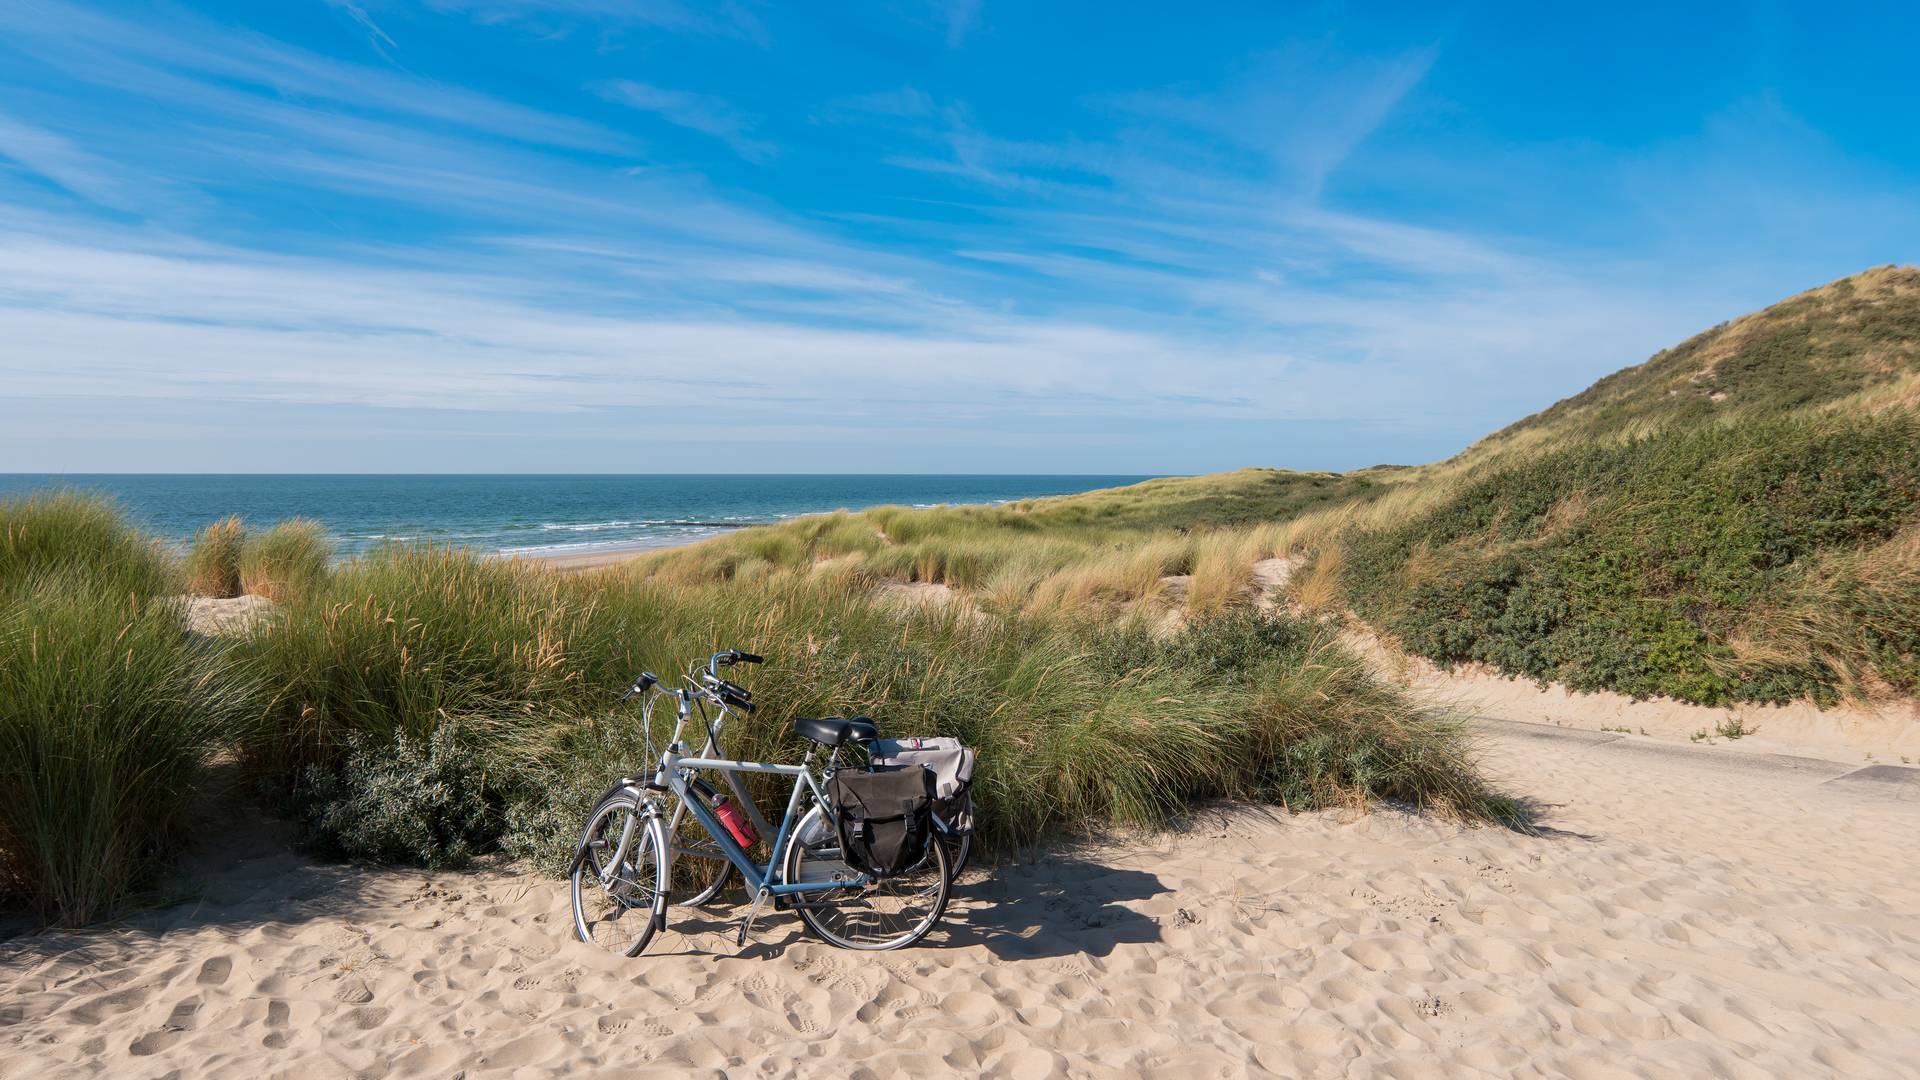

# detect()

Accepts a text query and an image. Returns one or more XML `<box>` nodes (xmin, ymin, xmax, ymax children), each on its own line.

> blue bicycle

<box><xmin>568</xmin><ymin>650</ymin><xmax>952</xmax><ymax>955</ymax></box>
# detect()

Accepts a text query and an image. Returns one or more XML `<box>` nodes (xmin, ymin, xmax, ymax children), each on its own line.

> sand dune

<box><xmin>5</xmin><ymin>726</ymin><xmax>1919</xmax><ymax>1078</ymax></box>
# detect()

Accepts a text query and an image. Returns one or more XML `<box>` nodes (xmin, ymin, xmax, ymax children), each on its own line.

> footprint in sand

<box><xmin>196</xmin><ymin>956</ymin><xmax>233</xmax><ymax>987</ymax></box>
<box><xmin>262</xmin><ymin>999</ymin><xmax>290</xmax><ymax>1050</ymax></box>
<box><xmin>128</xmin><ymin>1026</ymin><xmax>184</xmax><ymax>1057</ymax></box>
<box><xmin>343</xmin><ymin>1005</ymin><xmax>391</xmax><ymax>1031</ymax></box>
<box><xmin>983</xmin><ymin>1046</ymin><xmax>1067</xmax><ymax>1080</ymax></box>
<box><xmin>67</xmin><ymin>985</ymin><xmax>150</xmax><ymax>1025</ymax></box>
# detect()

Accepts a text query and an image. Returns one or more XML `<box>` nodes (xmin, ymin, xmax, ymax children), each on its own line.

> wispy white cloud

<box><xmin>598</xmin><ymin>80</ymin><xmax>776</xmax><ymax>163</ymax></box>
<box><xmin>3</xmin><ymin>2</ymin><xmax>1909</xmax><ymax>472</ymax></box>
<box><xmin>0</xmin><ymin>0</ymin><xmax>631</xmax><ymax>154</ymax></box>
<box><xmin>0</xmin><ymin>108</ymin><xmax>140</xmax><ymax>211</ymax></box>
<box><xmin>940</xmin><ymin>0</ymin><xmax>980</xmax><ymax>48</ymax></box>
<box><xmin>422</xmin><ymin>0</ymin><xmax>769</xmax><ymax>46</ymax></box>
<box><xmin>1100</xmin><ymin>44</ymin><xmax>1439</xmax><ymax>198</ymax></box>
<box><xmin>325</xmin><ymin>0</ymin><xmax>398</xmax><ymax>56</ymax></box>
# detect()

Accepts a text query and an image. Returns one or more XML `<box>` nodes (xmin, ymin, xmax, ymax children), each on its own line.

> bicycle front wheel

<box><xmin>570</xmin><ymin>794</ymin><xmax>668</xmax><ymax>957</ymax></box>
<box><xmin>783</xmin><ymin>805</ymin><xmax>949</xmax><ymax>951</ymax></box>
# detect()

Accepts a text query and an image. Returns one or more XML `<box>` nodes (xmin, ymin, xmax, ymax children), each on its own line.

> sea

<box><xmin>0</xmin><ymin>475</ymin><xmax>1155</xmax><ymax>558</ymax></box>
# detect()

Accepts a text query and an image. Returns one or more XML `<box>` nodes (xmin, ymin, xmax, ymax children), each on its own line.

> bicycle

<box><xmin>568</xmin><ymin>649</ymin><xmax>952</xmax><ymax>956</ymax></box>
<box><xmin>655</xmin><ymin>651</ymin><xmax>973</xmax><ymax>906</ymax></box>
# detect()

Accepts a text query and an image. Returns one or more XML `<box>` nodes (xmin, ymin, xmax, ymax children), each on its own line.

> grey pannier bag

<box><xmin>870</xmin><ymin>737</ymin><xmax>975</xmax><ymax>836</ymax></box>
<box><xmin>827</xmin><ymin>764</ymin><xmax>936</xmax><ymax>878</ymax></box>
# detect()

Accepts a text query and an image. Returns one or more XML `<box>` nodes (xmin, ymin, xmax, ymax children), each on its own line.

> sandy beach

<box><xmin>5</xmin><ymin>718</ymin><xmax>1917</xmax><ymax>1078</ymax></box>
<box><xmin>505</xmin><ymin>541</ymin><xmax>691</xmax><ymax>572</ymax></box>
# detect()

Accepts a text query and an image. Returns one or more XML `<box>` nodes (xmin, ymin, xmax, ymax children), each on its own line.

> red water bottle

<box><xmin>713</xmin><ymin>796</ymin><xmax>758</xmax><ymax>847</ymax></box>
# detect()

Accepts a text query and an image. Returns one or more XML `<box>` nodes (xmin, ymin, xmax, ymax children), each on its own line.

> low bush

<box><xmin>0</xmin><ymin>491</ymin><xmax>176</xmax><ymax>601</ymax></box>
<box><xmin>298</xmin><ymin>722</ymin><xmax>495</xmax><ymax>869</ymax></box>
<box><xmin>236</xmin><ymin>545</ymin><xmax>600</xmax><ymax>784</ymax></box>
<box><xmin>187</xmin><ymin>516</ymin><xmax>247</xmax><ymax>598</ymax></box>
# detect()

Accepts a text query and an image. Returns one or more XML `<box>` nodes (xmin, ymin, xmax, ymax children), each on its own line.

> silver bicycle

<box><xmin>656</xmin><ymin>652</ymin><xmax>974</xmax><ymax>906</ymax></box>
<box><xmin>568</xmin><ymin>650</ymin><xmax>951</xmax><ymax>955</ymax></box>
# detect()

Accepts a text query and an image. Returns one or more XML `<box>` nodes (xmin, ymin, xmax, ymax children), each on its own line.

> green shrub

<box><xmin>496</xmin><ymin>577</ymin><xmax>1517</xmax><ymax>869</ymax></box>
<box><xmin>1344</xmin><ymin>412</ymin><xmax>1920</xmax><ymax>705</ymax></box>
<box><xmin>299</xmin><ymin>722</ymin><xmax>495</xmax><ymax>869</ymax></box>
<box><xmin>187</xmin><ymin>516</ymin><xmax>247</xmax><ymax>598</ymax></box>
<box><xmin>240</xmin><ymin>518</ymin><xmax>331</xmax><ymax>602</ymax></box>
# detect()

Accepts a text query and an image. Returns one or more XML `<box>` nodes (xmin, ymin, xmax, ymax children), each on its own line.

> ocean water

<box><xmin>0</xmin><ymin>474</ymin><xmax>1155</xmax><ymax>558</ymax></box>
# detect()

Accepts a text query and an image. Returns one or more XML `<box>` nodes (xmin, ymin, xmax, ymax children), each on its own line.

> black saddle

<box><xmin>793</xmin><ymin>715</ymin><xmax>878</xmax><ymax>746</ymax></box>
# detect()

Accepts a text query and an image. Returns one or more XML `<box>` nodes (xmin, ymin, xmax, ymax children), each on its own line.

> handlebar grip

<box><xmin>724</xmin><ymin>691</ymin><xmax>756</xmax><ymax>713</ymax></box>
<box><xmin>736</xmin><ymin>652</ymin><xmax>763</xmax><ymax>664</ymax></box>
<box><xmin>619</xmin><ymin>672</ymin><xmax>658</xmax><ymax>702</ymax></box>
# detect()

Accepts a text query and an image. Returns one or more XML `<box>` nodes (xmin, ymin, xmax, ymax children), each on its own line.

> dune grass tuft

<box><xmin>1</xmin><ymin>491</ymin><xmax>177</xmax><ymax>601</ymax></box>
<box><xmin>240</xmin><ymin>518</ymin><xmax>332</xmax><ymax>602</ymax></box>
<box><xmin>0</xmin><ymin>496</ymin><xmax>254</xmax><ymax>925</ymax></box>
<box><xmin>187</xmin><ymin>516</ymin><xmax>247</xmax><ymax>598</ymax></box>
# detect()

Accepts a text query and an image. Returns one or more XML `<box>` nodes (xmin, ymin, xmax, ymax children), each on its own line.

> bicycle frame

<box><xmin>658</xmin><ymin>748</ymin><xmax>861</xmax><ymax>898</ymax></box>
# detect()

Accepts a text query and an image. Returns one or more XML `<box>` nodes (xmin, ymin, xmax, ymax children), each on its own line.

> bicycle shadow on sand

<box><xmin>650</xmin><ymin>849</ymin><xmax>1169</xmax><ymax>962</ymax></box>
<box><xmin>932</xmin><ymin>849</ymin><xmax>1168</xmax><ymax>960</ymax></box>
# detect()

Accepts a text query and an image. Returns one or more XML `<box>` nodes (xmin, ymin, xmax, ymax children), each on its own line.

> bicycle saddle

<box><xmin>793</xmin><ymin>715</ymin><xmax>878</xmax><ymax>746</ymax></box>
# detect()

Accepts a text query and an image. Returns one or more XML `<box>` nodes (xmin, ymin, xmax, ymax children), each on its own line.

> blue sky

<box><xmin>1</xmin><ymin>1</ymin><xmax>1916</xmax><ymax>473</ymax></box>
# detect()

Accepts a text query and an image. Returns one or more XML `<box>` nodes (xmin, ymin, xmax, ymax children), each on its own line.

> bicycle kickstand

<box><xmin>736</xmin><ymin>886</ymin><xmax>771</xmax><ymax>946</ymax></box>
<box><xmin>733</xmin><ymin>883</ymin><xmax>771</xmax><ymax>941</ymax></box>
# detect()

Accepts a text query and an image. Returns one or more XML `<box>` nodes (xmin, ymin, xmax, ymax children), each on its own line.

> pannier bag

<box><xmin>870</xmin><ymin>737</ymin><xmax>975</xmax><ymax>835</ymax></box>
<box><xmin>827</xmin><ymin>764</ymin><xmax>936</xmax><ymax>878</ymax></box>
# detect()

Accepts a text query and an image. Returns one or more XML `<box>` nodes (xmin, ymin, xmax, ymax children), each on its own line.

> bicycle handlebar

<box><xmin>620</xmin><ymin>650</ymin><xmax>764</xmax><ymax>712</ymax></box>
<box><xmin>619</xmin><ymin>672</ymin><xmax>658</xmax><ymax>703</ymax></box>
<box><xmin>709</xmin><ymin>648</ymin><xmax>764</xmax><ymax>670</ymax></box>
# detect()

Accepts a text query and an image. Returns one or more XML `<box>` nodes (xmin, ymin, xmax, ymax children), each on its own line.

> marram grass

<box><xmin>187</xmin><ymin>516</ymin><xmax>247</xmax><ymax>598</ymax></box>
<box><xmin>0</xmin><ymin>496</ymin><xmax>254</xmax><ymax>926</ymax></box>
<box><xmin>239</xmin><ymin>546</ymin><xmax>1519</xmax><ymax>874</ymax></box>
<box><xmin>239</xmin><ymin>518</ymin><xmax>331</xmax><ymax>602</ymax></box>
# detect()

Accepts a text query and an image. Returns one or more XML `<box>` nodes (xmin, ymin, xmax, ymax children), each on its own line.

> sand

<box><xmin>184</xmin><ymin>595</ymin><xmax>276</xmax><ymax>636</ymax></box>
<box><xmin>6</xmin><ymin>723</ymin><xmax>1919</xmax><ymax>1078</ymax></box>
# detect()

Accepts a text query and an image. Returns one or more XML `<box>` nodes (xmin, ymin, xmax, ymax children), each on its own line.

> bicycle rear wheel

<box><xmin>783</xmin><ymin>805</ymin><xmax>949</xmax><ymax>950</ymax></box>
<box><xmin>942</xmin><ymin>830</ymin><xmax>973</xmax><ymax>880</ymax></box>
<box><xmin>570</xmin><ymin>794</ymin><xmax>668</xmax><ymax>957</ymax></box>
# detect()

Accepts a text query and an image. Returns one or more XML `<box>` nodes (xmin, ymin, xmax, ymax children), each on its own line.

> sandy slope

<box><xmin>5</xmin><ymin>727</ymin><xmax>1918</xmax><ymax>1078</ymax></box>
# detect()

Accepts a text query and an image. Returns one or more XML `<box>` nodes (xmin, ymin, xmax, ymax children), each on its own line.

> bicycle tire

<box><xmin>570</xmin><ymin>793</ymin><xmax>669</xmax><ymax>957</ymax></box>
<box><xmin>942</xmin><ymin>830</ymin><xmax>973</xmax><ymax>881</ymax></box>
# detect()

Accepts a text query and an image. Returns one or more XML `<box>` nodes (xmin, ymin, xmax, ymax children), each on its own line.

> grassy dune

<box><xmin>245</xmin><ymin>546</ymin><xmax>1515</xmax><ymax>874</ymax></box>
<box><xmin>635</xmin><ymin>266</ymin><xmax>1920</xmax><ymax>707</ymax></box>
<box><xmin>1</xmin><ymin>499</ymin><xmax>1512</xmax><ymax>926</ymax></box>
